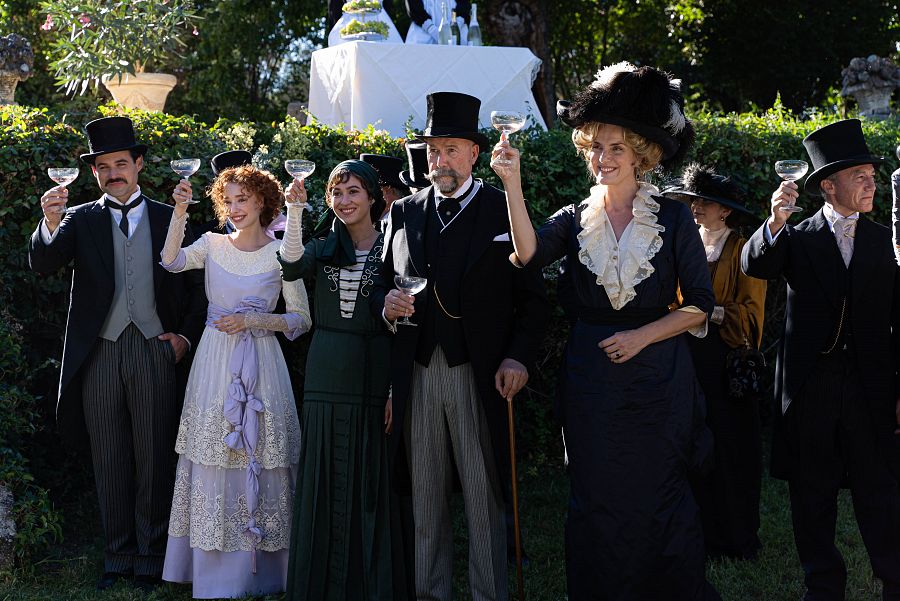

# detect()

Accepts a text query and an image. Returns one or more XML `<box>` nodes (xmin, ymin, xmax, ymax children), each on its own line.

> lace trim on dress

<box><xmin>576</xmin><ymin>181</ymin><xmax>665</xmax><ymax>310</ymax></box>
<box><xmin>211</xmin><ymin>236</ymin><xmax>282</xmax><ymax>277</ymax></box>
<box><xmin>167</xmin><ymin>460</ymin><xmax>294</xmax><ymax>553</ymax></box>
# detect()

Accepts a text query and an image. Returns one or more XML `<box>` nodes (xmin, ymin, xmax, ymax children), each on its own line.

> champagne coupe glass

<box><xmin>490</xmin><ymin>110</ymin><xmax>527</xmax><ymax>166</ymax></box>
<box><xmin>895</xmin><ymin>144</ymin><xmax>900</xmax><ymax>160</ymax></box>
<box><xmin>170</xmin><ymin>158</ymin><xmax>201</xmax><ymax>205</ymax></box>
<box><xmin>394</xmin><ymin>275</ymin><xmax>427</xmax><ymax>326</ymax></box>
<box><xmin>47</xmin><ymin>167</ymin><xmax>79</xmax><ymax>214</ymax></box>
<box><xmin>284</xmin><ymin>160</ymin><xmax>316</xmax><ymax>209</ymax></box>
<box><xmin>774</xmin><ymin>160</ymin><xmax>808</xmax><ymax>213</ymax></box>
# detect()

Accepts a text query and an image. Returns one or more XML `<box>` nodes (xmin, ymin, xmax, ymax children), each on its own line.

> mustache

<box><xmin>428</xmin><ymin>168</ymin><xmax>460</xmax><ymax>180</ymax></box>
<box><xmin>105</xmin><ymin>178</ymin><xmax>126</xmax><ymax>184</ymax></box>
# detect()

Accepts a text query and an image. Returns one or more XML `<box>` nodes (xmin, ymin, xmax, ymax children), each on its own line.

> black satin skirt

<box><xmin>560</xmin><ymin>317</ymin><xmax>720</xmax><ymax>601</ymax></box>
<box><xmin>687</xmin><ymin>323</ymin><xmax>763</xmax><ymax>560</ymax></box>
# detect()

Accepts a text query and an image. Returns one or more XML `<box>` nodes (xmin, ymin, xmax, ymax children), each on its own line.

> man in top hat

<box><xmin>400</xmin><ymin>141</ymin><xmax>430</xmax><ymax>195</ymax></box>
<box><xmin>360</xmin><ymin>152</ymin><xmax>411</xmax><ymax>229</ymax></box>
<box><xmin>28</xmin><ymin>116</ymin><xmax>207</xmax><ymax>591</ymax></box>
<box><xmin>374</xmin><ymin>91</ymin><xmax>549</xmax><ymax>601</ymax></box>
<box><xmin>742</xmin><ymin>119</ymin><xmax>900</xmax><ymax>600</ymax></box>
<box><xmin>194</xmin><ymin>149</ymin><xmax>253</xmax><ymax>236</ymax></box>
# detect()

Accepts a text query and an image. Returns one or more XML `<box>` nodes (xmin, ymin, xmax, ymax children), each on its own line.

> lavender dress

<box><xmin>161</xmin><ymin>232</ymin><xmax>311</xmax><ymax>598</ymax></box>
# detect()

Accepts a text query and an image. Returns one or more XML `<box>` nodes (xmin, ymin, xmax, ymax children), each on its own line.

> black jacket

<box><xmin>741</xmin><ymin>208</ymin><xmax>900</xmax><ymax>479</ymax></box>
<box><xmin>372</xmin><ymin>182</ymin><xmax>550</xmax><ymax>495</ymax></box>
<box><xmin>28</xmin><ymin>196</ymin><xmax>208</xmax><ymax>438</ymax></box>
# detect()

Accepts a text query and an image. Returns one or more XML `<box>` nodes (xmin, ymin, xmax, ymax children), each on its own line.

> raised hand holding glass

<box><xmin>170</xmin><ymin>158</ymin><xmax>201</xmax><ymax>204</ymax></box>
<box><xmin>46</xmin><ymin>167</ymin><xmax>79</xmax><ymax>214</ymax></box>
<box><xmin>491</xmin><ymin>111</ymin><xmax>527</xmax><ymax>166</ymax></box>
<box><xmin>774</xmin><ymin>160</ymin><xmax>808</xmax><ymax>214</ymax></box>
<box><xmin>285</xmin><ymin>160</ymin><xmax>316</xmax><ymax>209</ymax></box>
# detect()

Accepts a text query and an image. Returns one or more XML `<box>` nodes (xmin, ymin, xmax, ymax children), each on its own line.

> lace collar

<box><xmin>576</xmin><ymin>181</ymin><xmax>665</xmax><ymax>310</ymax></box>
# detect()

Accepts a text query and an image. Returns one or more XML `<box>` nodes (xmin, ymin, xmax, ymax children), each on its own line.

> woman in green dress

<box><xmin>280</xmin><ymin>160</ymin><xmax>407</xmax><ymax>600</ymax></box>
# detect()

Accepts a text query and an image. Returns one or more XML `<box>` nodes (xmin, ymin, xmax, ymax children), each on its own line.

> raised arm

<box><xmin>278</xmin><ymin>179</ymin><xmax>317</xmax><ymax>282</ymax></box>
<box><xmin>161</xmin><ymin>180</ymin><xmax>209</xmax><ymax>272</ymax></box>
<box><xmin>741</xmin><ymin>182</ymin><xmax>796</xmax><ymax>280</ymax></box>
<box><xmin>29</xmin><ymin>186</ymin><xmax>77</xmax><ymax>274</ymax></box>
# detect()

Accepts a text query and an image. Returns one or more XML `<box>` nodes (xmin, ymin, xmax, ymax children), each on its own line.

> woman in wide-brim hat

<box><xmin>665</xmin><ymin>163</ymin><xmax>767</xmax><ymax>561</ymax></box>
<box><xmin>491</xmin><ymin>62</ymin><xmax>721</xmax><ymax>600</ymax></box>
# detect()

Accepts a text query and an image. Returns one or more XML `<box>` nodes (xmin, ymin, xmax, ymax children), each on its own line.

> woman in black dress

<box><xmin>665</xmin><ymin>164</ymin><xmax>767</xmax><ymax>560</ymax></box>
<box><xmin>491</xmin><ymin>63</ymin><xmax>720</xmax><ymax>600</ymax></box>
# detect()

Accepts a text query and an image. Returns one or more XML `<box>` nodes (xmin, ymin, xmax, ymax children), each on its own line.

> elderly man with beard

<box><xmin>374</xmin><ymin>92</ymin><xmax>549</xmax><ymax>601</ymax></box>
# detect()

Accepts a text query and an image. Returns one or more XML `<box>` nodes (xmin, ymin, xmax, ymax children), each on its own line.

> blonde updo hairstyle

<box><xmin>209</xmin><ymin>165</ymin><xmax>284</xmax><ymax>229</ymax></box>
<box><xmin>572</xmin><ymin>122</ymin><xmax>664</xmax><ymax>180</ymax></box>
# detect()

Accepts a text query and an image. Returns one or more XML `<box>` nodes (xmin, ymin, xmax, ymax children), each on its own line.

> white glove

<box><xmin>423</xmin><ymin>18</ymin><xmax>439</xmax><ymax>43</ymax></box>
<box><xmin>457</xmin><ymin>17</ymin><xmax>468</xmax><ymax>45</ymax></box>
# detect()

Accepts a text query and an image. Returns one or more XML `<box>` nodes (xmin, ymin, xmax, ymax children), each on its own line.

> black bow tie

<box><xmin>438</xmin><ymin>197</ymin><xmax>461</xmax><ymax>222</ymax></box>
<box><xmin>112</xmin><ymin>197</ymin><xmax>142</xmax><ymax>237</ymax></box>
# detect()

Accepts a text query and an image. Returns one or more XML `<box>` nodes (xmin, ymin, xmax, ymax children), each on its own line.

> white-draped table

<box><xmin>307</xmin><ymin>42</ymin><xmax>545</xmax><ymax>138</ymax></box>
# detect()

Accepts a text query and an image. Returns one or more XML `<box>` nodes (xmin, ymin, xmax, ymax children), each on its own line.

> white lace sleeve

<box><xmin>283</xmin><ymin>277</ymin><xmax>312</xmax><ymax>338</ymax></box>
<box><xmin>160</xmin><ymin>213</ymin><xmax>209</xmax><ymax>272</ymax></box>
<box><xmin>280</xmin><ymin>204</ymin><xmax>304</xmax><ymax>263</ymax></box>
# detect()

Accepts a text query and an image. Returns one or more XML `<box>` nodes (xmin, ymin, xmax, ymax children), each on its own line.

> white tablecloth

<box><xmin>308</xmin><ymin>42</ymin><xmax>545</xmax><ymax>139</ymax></box>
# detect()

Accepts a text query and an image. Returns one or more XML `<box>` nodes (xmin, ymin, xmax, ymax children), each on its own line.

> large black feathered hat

<box><xmin>802</xmin><ymin>119</ymin><xmax>885</xmax><ymax>196</ymax></box>
<box><xmin>399</xmin><ymin>142</ymin><xmax>430</xmax><ymax>190</ymax></box>
<box><xmin>80</xmin><ymin>116</ymin><xmax>148</xmax><ymax>164</ymax></box>
<box><xmin>557</xmin><ymin>62</ymin><xmax>694</xmax><ymax>171</ymax></box>
<box><xmin>415</xmin><ymin>92</ymin><xmax>490</xmax><ymax>151</ymax></box>
<box><xmin>663</xmin><ymin>163</ymin><xmax>758</xmax><ymax>227</ymax></box>
<box><xmin>211</xmin><ymin>150</ymin><xmax>252</xmax><ymax>175</ymax></box>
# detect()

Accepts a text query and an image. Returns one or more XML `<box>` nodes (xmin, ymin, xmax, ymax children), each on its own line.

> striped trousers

<box><xmin>407</xmin><ymin>348</ymin><xmax>508</xmax><ymax>601</ymax></box>
<box><xmin>81</xmin><ymin>324</ymin><xmax>178</xmax><ymax>577</ymax></box>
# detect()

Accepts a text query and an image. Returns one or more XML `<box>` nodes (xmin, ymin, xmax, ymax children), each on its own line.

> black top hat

<box><xmin>802</xmin><ymin>119</ymin><xmax>885</xmax><ymax>196</ymax></box>
<box><xmin>211</xmin><ymin>150</ymin><xmax>252</xmax><ymax>175</ymax></box>
<box><xmin>663</xmin><ymin>163</ymin><xmax>758</xmax><ymax>227</ymax></box>
<box><xmin>414</xmin><ymin>92</ymin><xmax>490</xmax><ymax>151</ymax></box>
<box><xmin>556</xmin><ymin>62</ymin><xmax>695</xmax><ymax>171</ymax></box>
<box><xmin>80</xmin><ymin>116</ymin><xmax>148</xmax><ymax>164</ymax></box>
<box><xmin>400</xmin><ymin>142</ymin><xmax>430</xmax><ymax>190</ymax></box>
<box><xmin>359</xmin><ymin>153</ymin><xmax>410</xmax><ymax>194</ymax></box>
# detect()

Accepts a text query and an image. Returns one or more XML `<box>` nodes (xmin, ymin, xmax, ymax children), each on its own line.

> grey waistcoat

<box><xmin>97</xmin><ymin>206</ymin><xmax>164</xmax><ymax>341</ymax></box>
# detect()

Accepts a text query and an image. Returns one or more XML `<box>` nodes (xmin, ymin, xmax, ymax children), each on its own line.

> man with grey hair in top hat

<box><xmin>742</xmin><ymin>119</ymin><xmax>900</xmax><ymax>600</ymax></box>
<box><xmin>28</xmin><ymin>116</ymin><xmax>207</xmax><ymax>592</ymax></box>
<box><xmin>374</xmin><ymin>91</ymin><xmax>549</xmax><ymax>601</ymax></box>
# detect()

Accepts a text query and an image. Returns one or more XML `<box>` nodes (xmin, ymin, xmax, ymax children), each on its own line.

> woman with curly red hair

<box><xmin>158</xmin><ymin>165</ymin><xmax>311</xmax><ymax>598</ymax></box>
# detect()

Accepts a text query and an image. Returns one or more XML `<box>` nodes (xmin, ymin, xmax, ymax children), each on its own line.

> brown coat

<box><xmin>712</xmin><ymin>232</ymin><xmax>766</xmax><ymax>349</ymax></box>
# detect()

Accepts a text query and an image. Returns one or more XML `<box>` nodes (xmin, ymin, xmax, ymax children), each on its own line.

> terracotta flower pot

<box><xmin>102</xmin><ymin>72</ymin><xmax>177</xmax><ymax>112</ymax></box>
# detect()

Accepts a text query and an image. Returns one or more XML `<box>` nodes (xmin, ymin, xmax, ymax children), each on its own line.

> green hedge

<box><xmin>2</xmin><ymin>101</ymin><xmax>899</xmax><ymax>559</ymax></box>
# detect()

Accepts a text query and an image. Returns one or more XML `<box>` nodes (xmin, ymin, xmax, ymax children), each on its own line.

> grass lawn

<box><xmin>0</xmin><ymin>460</ymin><xmax>885</xmax><ymax>601</ymax></box>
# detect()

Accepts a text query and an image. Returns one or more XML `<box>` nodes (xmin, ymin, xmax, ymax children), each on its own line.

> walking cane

<box><xmin>507</xmin><ymin>395</ymin><xmax>525</xmax><ymax>601</ymax></box>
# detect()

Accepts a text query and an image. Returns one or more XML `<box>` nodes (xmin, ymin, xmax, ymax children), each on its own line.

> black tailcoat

<box><xmin>28</xmin><ymin>196</ymin><xmax>208</xmax><ymax>440</ymax></box>
<box><xmin>741</xmin><ymin>208</ymin><xmax>900</xmax><ymax>479</ymax></box>
<box><xmin>371</xmin><ymin>182</ymin><xmax>550</xmax><ymax>495</ymax></box>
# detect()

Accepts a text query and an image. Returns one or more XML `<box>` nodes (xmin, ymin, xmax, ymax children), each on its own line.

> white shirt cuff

<box><xmin>381</xmin><ymin>308</ymin><xmax>397</xmax><ymax>334</ymax></box>
<box><xmin>40</xmin><ymin>220</ymin><xmax>59</xmax><ymax>244</ymax></box>
<box><xmin>764</xmin><ymin>218</ymin><xmax>785</xmax><ymax>244</ymax></box>
<box><xmin>177</xmin><ymin>334</ymin><xmax>192</xmax><ymax>351</ymax></box>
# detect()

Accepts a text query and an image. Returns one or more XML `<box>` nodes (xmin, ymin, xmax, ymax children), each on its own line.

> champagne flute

<box><xmin>393</xmin><ymin>275</ymin><xmax>427</xmax><ymax>326</ymax></box>
<box><xmin>47</xmin><ymin>167</ymin><xmax>79</xmax><ymax>214</ymax></box>
<box><xmin>491</xmin><ymin>110</ymin><xmax>527</xmax><ymax>166</ymax></box>
<box><xmin>170</xmin><ymin>158</ymin><xmax>201</xmax><ymax>205</ymax></box>
<box><xmin>774</xmin><ymin>160</ymin><xmax>808</xmax><ymax>213</ymax></box>
<box><xmin>284</xmin><ymin>160</ymin><xmax>316</xmax><ymax>210</ymax></box>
